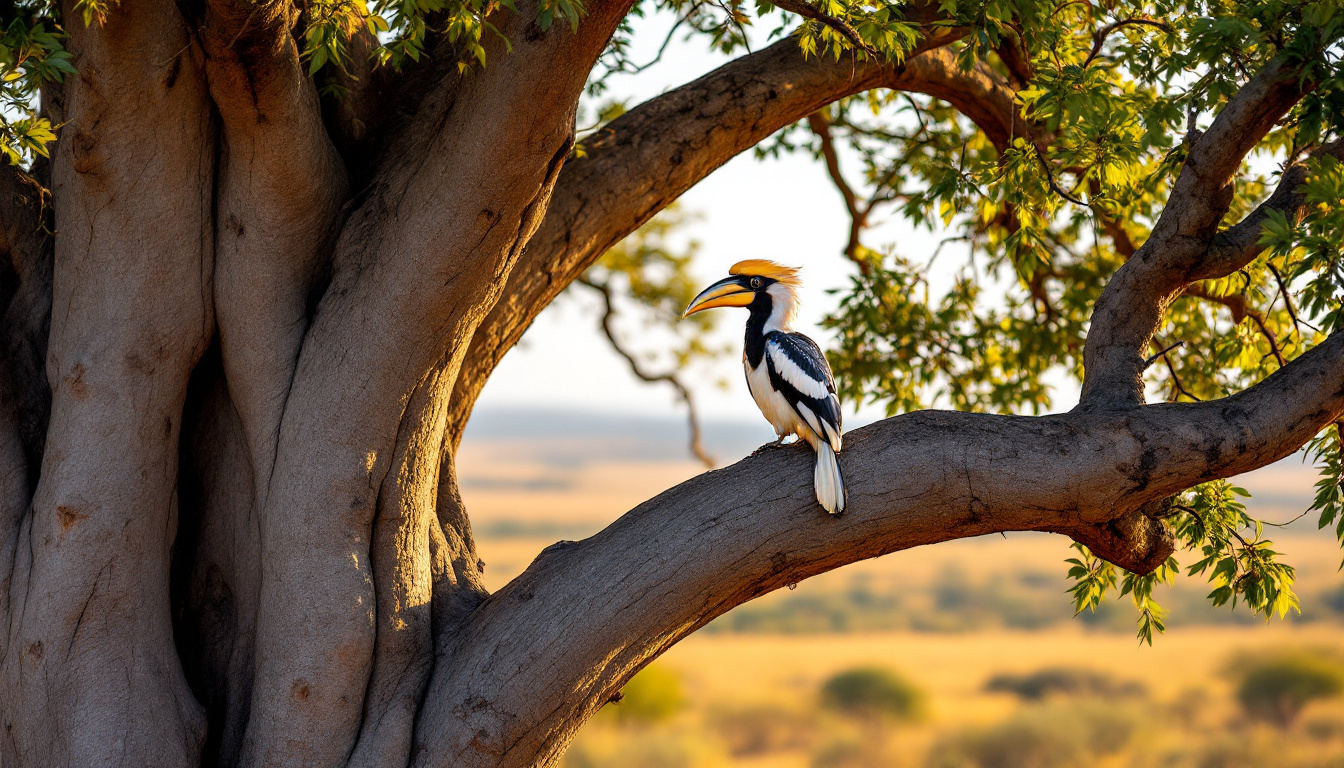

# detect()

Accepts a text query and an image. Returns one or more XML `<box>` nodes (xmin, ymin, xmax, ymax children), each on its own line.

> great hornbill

<box><xmin>684</xmin><ymin>260</ymin><xmax>845</xmax><ymax>514</ymax></box>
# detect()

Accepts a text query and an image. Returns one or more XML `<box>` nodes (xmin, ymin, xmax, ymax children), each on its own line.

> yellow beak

<box><xmin>683</xmin><ymin>277</ymin><xmax>754</xmax><ymax>317</ymax></box>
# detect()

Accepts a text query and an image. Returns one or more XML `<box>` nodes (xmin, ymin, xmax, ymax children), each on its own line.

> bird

<box><xmin>683</xmin><ymin>260</ymin><xmax>845</xmax><ymax>514</ymax></box>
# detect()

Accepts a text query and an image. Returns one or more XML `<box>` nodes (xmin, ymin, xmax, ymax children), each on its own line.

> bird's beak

<box><xmin>683</xmin><ymin>277</ymin><xmax>754</xmax><ymax>317</ymax></box>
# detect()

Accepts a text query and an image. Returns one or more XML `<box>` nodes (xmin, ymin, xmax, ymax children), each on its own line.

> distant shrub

<box><xmin>612</xmin><ymin>664</ymin><xmax>688</xmax><ymax>725</ymax></box>
<box><xmin>927</xmin><ymin>702</ymin><xmax>1139</xmax><ymax>768</ymax></box>
<box><xmin>811</xmin><ymin>734</ymin><xmax>894</xmax><ymax>768</ymax></box>
<box><xmin>820</xmin><ymin>666</ymin><xmax>926</xmax><ymax>722</ymax></box>
<box><xmin>563</xmin><ymin>730</ymin><xmax>721</xmax><ymax>768</ymax></box>
<box><xmin>984</xmin><ymin>667</ymin><xmax>1146</xmax><ymax>701</ymax></box>
<box><xmin>1233</xmin><ymin>651</ymin><xmax>1344</xmax><ymax>728</ymax></box>
<box><xmin>708</xmin><ymin>703</ymin><xmax>814</xmax><ymax>756</ymax></box>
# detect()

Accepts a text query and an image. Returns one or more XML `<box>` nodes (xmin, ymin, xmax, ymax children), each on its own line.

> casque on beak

<box><xmin>683</xmin><ymin>276</ymin><xmax>754</xmax><ymax>317</ymax></box>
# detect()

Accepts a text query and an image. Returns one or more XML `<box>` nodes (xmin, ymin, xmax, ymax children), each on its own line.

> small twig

<box><xmin>1083</xmin><ymin>18</ymin><xmax>1171</xmax><ymax>67</ymax></box>
<box><xmin>807</xmin><ymin>111</ymin><xmax>871</xmax><ymax>271</ymax></box>
<box><xmin>1267</xmin><ymin>262</ymin><xmax>1317</xmax><ymax>337</ymax></box>
<box><xmin>926</xmin><ymin>235</ymin><xmax>972</xmax><ymax>270</ymax></box>
<box><xmin>1150</xmin><ymin>341</ymin><xmax>1201</xmax><ymax>402</ymax></box>
<box><xmin>770</xmin><ymin>0</ymin><xmax>877</xmax><ymax>56</ymax></box>
<box><xmin>1033</xmin><ymin>145</ymin><xmax>1089</xmax><ymax>207</ymax></box>
<box><xmin>622</xmin><ymin>7</ymin><xmax>697</xmax><ymax>74</ymax></box>
<box><xmin>1050</xmin><ymin>0</ymin><xmax>1093</xmax><ymax>18</ymax></box>
<box><xmin>902</xmin><ymin>94</ymin><xmax>928</xmax><ymax>139</ymax></box>
<box><xmin>579</xmin><ymin>277</ymin><xmax>715</xmax><ymax>468</ymax></box>
<box><xmin>1182</xmin><ymin>284</ymin><xmax>1285</xmax><ymax>366</ymax></box>
<box><xmin>1261</xmin><ymin>508</ymin><xmax>1311</xmax><ymax>528</ymax></box>
<box><xmin>1144</xmin><ymin>340</ymin><xmax>1185</xmax><ymax>369</ymax></box>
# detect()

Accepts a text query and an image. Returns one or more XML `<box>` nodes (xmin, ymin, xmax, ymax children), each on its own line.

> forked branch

<box><xmin>1080</xmin><ymin>53</ymin><xmax>1319</xmax><ymax>408</ymax></box>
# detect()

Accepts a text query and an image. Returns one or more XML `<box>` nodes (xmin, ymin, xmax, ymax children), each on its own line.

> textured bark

<box><xmin>0</xmin><ymin>7</ymin><xmax>1336</xmax><ymax>768</ymax></box>
<box><xmin>236</xmin><ymin>3</ymin><xmax>629</xmax><ymax>765</ymax></box>
<box><xmin>1</xmin><ymin>1</ymin><xmax>215</xmax><ymax>763</ymax></box>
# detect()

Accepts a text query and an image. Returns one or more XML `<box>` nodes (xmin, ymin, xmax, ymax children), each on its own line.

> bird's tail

<box><xmin>813</xmin><ymin>442</ymin><xmax>845</xmax><ymax>515</ymax></box>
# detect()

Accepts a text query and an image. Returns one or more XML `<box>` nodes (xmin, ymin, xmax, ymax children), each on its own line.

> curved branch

<box><xmin>1193</xmin><ymin>139</ymin><xmax>1344</xmax><ymax>282</ymax></box>
<box><xmin>1083</xmin><ymin>18</ymin><xmax>1171</xmax><ymax>67</ymax></box>
<box><xmin>806</xmin><ymin>110</ymin><xmax>872</xmax><ymax>269</ymax></box>
<box><xmin>446</xmin><ymin>35</ymin><xmax>1025</xmax><ymax>447</ymax></box>
<box><xmin>768</xmin><ymin>0</ymin><xmax>876</xmax><ymax>55</ymax></box>
<box><xmin>414</xmin><ymin>321</ymin><xmax>1344</xmax><ymax>768</ymax></box>
<box><xmin>240</xmin><ymin>1</ymin><xmax>637</xmax><ymax>762</ymax></box>
<box><xmin>578</xmin><ymin>276</ymin><xmax>714</xmax><ymax>467</ymax></box>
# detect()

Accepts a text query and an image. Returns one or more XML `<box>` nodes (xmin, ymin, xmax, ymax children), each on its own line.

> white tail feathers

<box><xmin>813</xmin><ymin>442</ymin><xmax>845</xmax><ymax>515</ymax></box>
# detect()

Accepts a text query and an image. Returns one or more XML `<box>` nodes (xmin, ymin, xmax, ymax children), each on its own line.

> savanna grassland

<box><xmin>460</xmin><ymin>409</ymin><xmax>1344</xmax><ymax>768</ymax></box>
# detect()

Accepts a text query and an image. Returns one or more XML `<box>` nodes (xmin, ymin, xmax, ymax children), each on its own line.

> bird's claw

<box><xmin>750</xmin><ymin>438</ymin><xmax>791</xmax><ymax>456</ymax></box>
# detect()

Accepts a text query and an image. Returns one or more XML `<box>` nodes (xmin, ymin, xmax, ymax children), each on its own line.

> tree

<box><xmin>0</xmin><ymin>0</ymin><xmax>1338</xmax><ymax>766</ymax></box>
<box><xmin>1234</xmin><ymin>650</ymin><xmax>1344</xmax><ymax>727</ymax></box>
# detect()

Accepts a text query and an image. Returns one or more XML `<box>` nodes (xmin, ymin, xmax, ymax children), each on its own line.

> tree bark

<box><xmin>3</xmin><ymin>2</ymin><xmax>215</xmax><ymax>763</ymax></box>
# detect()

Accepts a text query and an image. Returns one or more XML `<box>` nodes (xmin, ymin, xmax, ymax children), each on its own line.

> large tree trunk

<box><xmin>0</xmin><ymin>3</ymin><xmax>1339</xmax><ymax>767</ymax></box>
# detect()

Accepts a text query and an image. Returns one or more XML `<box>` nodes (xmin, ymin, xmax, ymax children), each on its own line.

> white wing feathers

<box><xmin>767</xmin><ymin>340</ymin><xmax>830</xmax><ymax>399</ymax></box>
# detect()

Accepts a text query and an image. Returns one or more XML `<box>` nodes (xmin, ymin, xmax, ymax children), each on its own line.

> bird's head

<box><xmin>682</xmin><ymin>260</ymin><xmax>801</xmax><ymax>319</ymax></box>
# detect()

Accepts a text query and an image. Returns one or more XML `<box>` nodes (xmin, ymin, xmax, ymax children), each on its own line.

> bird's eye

<box><xmin>750</xmin><ymin>277</ymin><xmax>763</xmax><ymax>289</ymax></box>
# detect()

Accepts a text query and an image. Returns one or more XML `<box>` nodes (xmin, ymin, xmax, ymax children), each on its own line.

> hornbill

<box><xmin>683</xmin><ymin>260</ymin><xmax>845</xmax><ymax>514</ymax></box>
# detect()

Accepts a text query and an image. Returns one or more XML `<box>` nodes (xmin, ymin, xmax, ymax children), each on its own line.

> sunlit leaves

<box><xmin>302</xmin><ymin>0</ymin><xmax>586</xmax><ymax>77</ymax></box>
<box><xmin>1174</xmin><ymin>481</ymin><xmax>1300</xmax><ymax>620</ymax></box>
<box><xmin>1065</xmin><ymin>543</ymin><xmax>1117</xmax><ymax>615</ymax></box>
<box><xmin>0</xmin><ymin>19</ymin><xmax>75</xmax><ymax>165</ymax></box>
<box><xmin>1306</xmin><ymin>423</ymin><xmax>1344</xmax><ymax>562</ymax></box>
<box><xmin>1063</xmin><ymin>544</ymin><xmax>1175</xmax><ymax>645</ymax></box>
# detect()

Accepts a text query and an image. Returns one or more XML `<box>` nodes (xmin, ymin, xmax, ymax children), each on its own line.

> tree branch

<box><xmin>415</xmin><ymin>325</ymin><xmax>1344</xmax><ymax>768</ymax></box>
<box><xmin>1083</xmin><ymin>18</ymin><xmax>1171</xmax><ymax>67</ymax></box>
<box><xmin>1191</xmin><ymin>139</ymin><xmax>1344</xmax><ymax>282</ymax></box>
<box><xmin>240</xmin><ymin>1</ymin><xmax>638</xmax><ymax>762</ymax></box>
<box><xmin>1079</xmin><ymin>53</ymin><xmax>1317</xmax><ymax>409</ymax></box>
<box><xmin>806</xmin><ymin>110</ymin><xmax>871</xmax><ymax>269</ymax></box>
<box><xmin>578</xmin><ymin>276</ymin><xmax>714</xmax><ymax>468</ymax></box>
<box><xmin>769</xmin><ymin>0</ymin><xmax>877</xmax><ymax>55</ymax></box>
<box><xmin>446</xmin><ymin>36</ymin><xmax>1028</xmax><ymax>448</ymax></box>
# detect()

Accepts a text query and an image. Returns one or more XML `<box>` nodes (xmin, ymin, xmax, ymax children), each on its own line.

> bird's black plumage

<box><xmin>763</xmin><ymin>331</ymin><xmax>842</xmax><ymax>449</ymax></box>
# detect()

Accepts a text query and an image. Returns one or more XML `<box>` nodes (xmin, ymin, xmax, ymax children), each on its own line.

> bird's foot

<box><xmin>753</xmin><ymin>436</ymin><xmax>791</xmax><ymax>455</ymax></box>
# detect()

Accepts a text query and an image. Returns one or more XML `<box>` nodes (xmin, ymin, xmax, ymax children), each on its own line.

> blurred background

<box><xmin>459</xmin><ymin>409</ymin><xmax>1344</xmax><ymax>768</ymax></box>
<box><xmin>459</xmin><ymin>8</ymin><xmax>1344</xmax><ymax>768</ymax></box>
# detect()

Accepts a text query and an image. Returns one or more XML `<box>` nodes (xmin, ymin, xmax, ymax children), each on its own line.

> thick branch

<box><xmin>1079</xmin><ymin>54</ymin><xmax>1315</xmax><ymax>409</ymax></box>
<box><xmin>447</xmin><ymin>37</ymin><xmax>1025</xmax><ymax>446</ymax></box>
<box><xmin>417</xmin><ymin>322</ymin><xmax>1344</xmax><ymax>768</ymax></box>
<box><xmin>240</xmin><ymin>1</ymin><xmax>634</xmax><ymax>763</ymax></box>
<box><xmin>2</xmin><ymin>1</ymin><xmax>215</xmax><ymax>763</ymax></box>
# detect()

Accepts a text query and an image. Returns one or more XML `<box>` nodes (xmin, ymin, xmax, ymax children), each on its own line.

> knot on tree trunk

<box><xmin>1069</xmin><ymin>500</ymin><xmax>1176</xmax><ymax>575</ymax></box>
